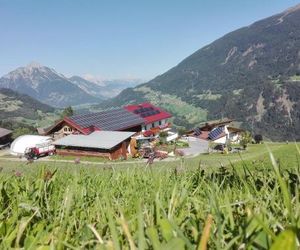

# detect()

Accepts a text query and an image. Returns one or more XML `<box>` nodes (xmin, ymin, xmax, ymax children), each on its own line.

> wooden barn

<box><xmin>53</xmin><ymin>131</ymin><xmax>135</xmax><ymax>160</ymax></box>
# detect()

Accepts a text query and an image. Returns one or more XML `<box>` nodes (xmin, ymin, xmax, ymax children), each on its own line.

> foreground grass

<box><xmin>0</xmin><ymin>143</ymin><xmax>299</xmax><ymax>249</ymax></box>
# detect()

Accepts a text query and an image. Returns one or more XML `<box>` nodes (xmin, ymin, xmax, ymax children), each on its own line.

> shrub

<box><xmin>240</xmin><ymin>131</ymin><xmax>252</xmax><ymax>149</ymax></box>
<box><xmin>254</xmin><ymin>134</ymin><xmax>263</xmax><ymax>144</ymax></box>
<box><xmin>159</xmin><ymin>131</ymin><xmax>168</xmax><ymax>138</ymax></box>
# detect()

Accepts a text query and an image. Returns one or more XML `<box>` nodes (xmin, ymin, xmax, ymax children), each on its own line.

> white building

<box><xmin>10</xmin><ymin>135</ymin><xmax>52</xmax><ymax>156</ymax></box>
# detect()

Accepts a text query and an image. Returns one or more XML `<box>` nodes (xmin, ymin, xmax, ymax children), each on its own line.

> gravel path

<box><xmin>181</xmin><ymin>137</ymin><xmax>209</xmax><ymax>156</ymax></box>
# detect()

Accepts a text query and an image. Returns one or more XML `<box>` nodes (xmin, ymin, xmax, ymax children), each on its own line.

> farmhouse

<box><xmin>38</xmin><ymin>103</ymin><xmax>172</xmax><ymax>140</ymax></box>
<box><xmin>35</xmin><ymin>103</ymin><xmax>173</xmax><ymax>160</ymax></box>
<box><xmin>38</xmin><ymin>108</ymin><xmax>144</xmax><ymax>140</ymax></box>
<box><xmin>189</xmin><ymin>118</ymin><xmax>244</xmax><ymax>144</ymax></box>
<box><xmin>0</xmin><ymin>127</ymin><xmax>13</xmax><ymax>148</ymax></box>
<box><xmin>53</xmin><ymin>131</ymin><xmax>135</xmax><ymax>160</ymax></box>
<box><xmin>125</xmin><ymin>103</ymin><xmax>172</xmax><ymax>131</ymax></box>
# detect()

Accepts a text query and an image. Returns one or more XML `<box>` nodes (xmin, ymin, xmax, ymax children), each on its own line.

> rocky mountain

<box><xmin>0</xmin><ymin>63</ymin><xmax>101</xmax><ymax>108</ymax></box>
<box><xmin>69</xmin><ymin>76</ymin><xmax>141</xmax><ymax>99</ymax></box>
<box><xmin>96</xmin><ymin>78</ymin><xmax>142</xmax><ymax>98</ymax></box>
<box><xmin>99</xmin><ymin>4</ymin><xmax>300</xmax><ymax>140</ymax></box>
<box><xmin>68</xmin><ymin>76</ymin><xmax>107</xmax><ymax>99</ymax></box>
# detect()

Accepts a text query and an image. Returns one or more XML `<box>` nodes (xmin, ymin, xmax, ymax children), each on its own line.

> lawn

<box><xmin>0</xmin><ymin>142</ymin><xmax>299</xmax><ymax>249</ymax></box>
<box><xmin>0</xmin><ymin>142</ymin><xmax>298</xmax><ymax>172</ymax></box>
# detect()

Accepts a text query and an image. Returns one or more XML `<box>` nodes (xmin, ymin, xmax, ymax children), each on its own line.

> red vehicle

<box><xmin>24</xmin><ymin>144</ymin><xmax>55</xmax><ymax>160</ymax></box>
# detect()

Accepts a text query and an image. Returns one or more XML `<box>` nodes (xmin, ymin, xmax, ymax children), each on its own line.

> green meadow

<box><xmin>0</xmin><ymin>143</ymin><xmax>299</xmax><ymax>249</ymax></box>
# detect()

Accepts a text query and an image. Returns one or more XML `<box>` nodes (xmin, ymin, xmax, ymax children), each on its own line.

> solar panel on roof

<box><xmin>208</xmin><ymin>127</ymin><xmax>224</xmax><ymax>140</ymax></box>
<box><xmin>133</xmin><ymin>106</ymin><xmax>155</xmax><ymax>114</ymax></box>
<box><xmin>194</xmin><ymin>127</ymin><xmax>201</xmax><ymax>136</ymax></box>
<box><xmin>135</xmin><ymin>108</ymin><xmax>161</xmax><ymax>118</ymax></box>
<box><xmin>69</xmin><ymin>107</ymin><xmax>144</xmax><ymax>131</ymax></box>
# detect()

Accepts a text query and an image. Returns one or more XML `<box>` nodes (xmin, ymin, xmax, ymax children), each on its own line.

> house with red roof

<box><xmin>38</xmin><ymin>103</ymin><xmax>172</xmax><ymax>140</ymax></box>
<box><xmin>124</xmin><ymin>103</ymin><xmax>172</xmax><ymax>131</ymax></box>
<box><xmin>188</xmin><ymin>118</ymin><xmax>244</xmax><ymax>144</ymax></box>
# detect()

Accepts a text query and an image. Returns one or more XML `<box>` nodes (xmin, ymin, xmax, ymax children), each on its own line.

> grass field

<box><xmin>0</xmin><ymin>143</ymin><xmax>299</xmax><ymax>249</ymax></box>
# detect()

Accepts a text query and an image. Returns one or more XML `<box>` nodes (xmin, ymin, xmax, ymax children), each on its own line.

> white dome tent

<box><xmin>10</xmin><ymin>135</ymin><xmax>52</xmax><ymax>156</ymax></box>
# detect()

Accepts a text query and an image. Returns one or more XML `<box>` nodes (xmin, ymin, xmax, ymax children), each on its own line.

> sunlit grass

<box><xmin>0</xmin><ymin>143</ymin><xmax>299</xmax><ymax>248</ymax></box>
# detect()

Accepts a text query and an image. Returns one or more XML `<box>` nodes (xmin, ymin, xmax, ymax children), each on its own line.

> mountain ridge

<box><xmin>0</xmin><ymin>63</ymin><xmax>101</xmax><ymax>108</ymax></box>
<box><xmin>0</xmin><ymin>63</ymin><xmax>142</xmax><ymax>107</ymax></box>
<box><xmin>69</xmin><ymin>75</ymin><xmax>141</xmax><ymax>99</ymax></box>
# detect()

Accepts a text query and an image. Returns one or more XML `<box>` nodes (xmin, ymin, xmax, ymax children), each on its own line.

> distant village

<box><xmin>0</xmin><ymin>102</ymin><xmax>248</xmax><ymax>161</ymax></box>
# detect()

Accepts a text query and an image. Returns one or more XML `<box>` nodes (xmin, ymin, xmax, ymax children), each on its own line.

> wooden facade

<box><xmin>55</xmin><ymin>141</ymin><xmax>129</xmax><ymax>160</ymax></box>
<box><xmin>39</xmin><ymin>119</ymin><xmax>142</xmax><ymax>139</ymax></box>
<box><xmin>38</xmin><ymin>120</ymin><xmax>80</xmax><ymax>140</ymax></box>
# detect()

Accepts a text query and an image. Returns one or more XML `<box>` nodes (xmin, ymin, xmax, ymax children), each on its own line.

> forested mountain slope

<box><xmin>99</xmin><ymin>4</ymin><xmax>300</xmax><ymax>140</ymax></box>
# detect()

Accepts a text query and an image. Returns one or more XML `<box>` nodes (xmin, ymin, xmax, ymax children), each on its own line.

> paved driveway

<box><xmin>181</xmin><ymin>137</ymin><xmax>209</xmax><ymax>157</ymax></box>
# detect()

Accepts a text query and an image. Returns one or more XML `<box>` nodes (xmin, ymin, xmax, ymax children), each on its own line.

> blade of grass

<box><xmin>197</xmin><ymin>214</ymin><xmax>213</xmax><ymax>250</ymax></box>
<box><xmin>266</xmin><ymin>144</ymin><xmax>294</xmax><ymax>224</ymax></box>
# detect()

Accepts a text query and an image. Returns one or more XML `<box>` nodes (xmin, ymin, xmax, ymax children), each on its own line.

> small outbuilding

<box><xmin>53</xmin><ymin>131</ymin><xmax>136</xmax><ymax>160</ymax></box>
<box><xmin>0</xmin><ymin>127</ymin><xmax>13</xmax><ymax>148</ymax></box>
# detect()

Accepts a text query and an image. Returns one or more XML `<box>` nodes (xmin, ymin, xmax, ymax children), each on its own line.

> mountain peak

<box><xmin>26</xmin><ymin>61</ymin><xmax>43</xmax><ymax>69</ymax></box>
<box><xmin>283</xmin><ymin>3</ymin><xmax>300</xmax><ymax>14</ymax></box>
<box><xmin>21</xmin><ymin>62</ymin><xmax>63</xmax><ymax>78</ymax></box>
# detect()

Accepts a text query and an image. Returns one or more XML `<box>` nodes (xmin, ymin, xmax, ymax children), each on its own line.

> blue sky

<box><xmin>0</xmin><ymin>0</ymin><xmax>299</xmax><ymax>80</ymax></box>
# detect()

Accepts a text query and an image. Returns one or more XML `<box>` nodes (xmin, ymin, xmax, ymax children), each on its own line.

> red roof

<box><xmin>124</xmin><ymin>103</ymin><xmax>172</xmax><ymax>125</ymax></box>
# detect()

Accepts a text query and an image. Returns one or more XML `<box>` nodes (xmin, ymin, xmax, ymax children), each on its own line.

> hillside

<box><xmin>98</xmin><ymin>4</ymin><xmax>300</xmax><ymax>140</ymax></box>
<box><xmin>0</xmin><ymin>63</ymin><xmax>101</xmax><ymax>108</ymax></box>
<box><xmin>0</xmin><ymin>88</ymin><xmax>58</xmax><ymax>132</ymax></box>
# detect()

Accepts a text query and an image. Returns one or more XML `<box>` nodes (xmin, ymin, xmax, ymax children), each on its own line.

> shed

<box><xmin>0</xmin><ymin>127</ymin><xmax>13</xmax><ymax>146</ymax></box>
<box><xmin>53</xmin><ymin>131</ymin><xmax>136</xmax><ymax>160</ymax></box>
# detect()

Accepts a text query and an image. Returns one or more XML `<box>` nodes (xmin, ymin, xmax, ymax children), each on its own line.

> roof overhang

<box><xmin>0</xmin><ymin>128</ymin><xmax>12</xmax><ymax>138</ymax></box>
<box><xmin>53</xmin><ymin>131</ymin><xmax>136</xmax><ymax>150</ymax></box>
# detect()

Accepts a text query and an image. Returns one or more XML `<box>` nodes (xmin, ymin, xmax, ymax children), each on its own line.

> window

<box><xmin>159</xmin><ymin>120</ymin><xmax>162</xmax><ymax>126</ymax></box>
<box><xmin>152</xmin><ymin>123</ymin><xmax>155</xmax><ymax>128</ymax></box>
